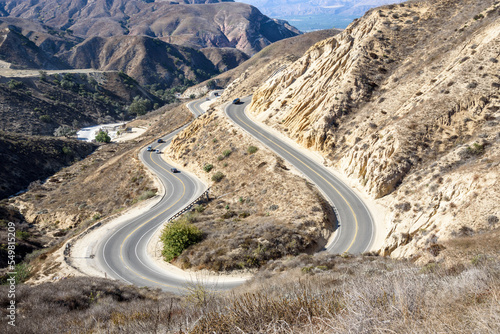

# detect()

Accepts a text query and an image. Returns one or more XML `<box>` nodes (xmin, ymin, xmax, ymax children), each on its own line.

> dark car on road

<box><xmin>157</xmin><ymin>138</ymin><xmax>164</xmax><ymax>143</ymax></box>
<box><xmin>170</xmin><ymin>168</ymin><xmax>179</xmax><ymax>173</ymax></box>
<box><xmin>232</xmin><ymin>98</ymin><xmax>240</xmax><ymax>104</ymax></box>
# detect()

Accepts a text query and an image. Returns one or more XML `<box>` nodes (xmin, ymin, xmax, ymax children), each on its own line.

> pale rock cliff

<box><xmin>248</xmin><ymin>0</ymin><xmax>500</xmax><ymax>258</ymax></box>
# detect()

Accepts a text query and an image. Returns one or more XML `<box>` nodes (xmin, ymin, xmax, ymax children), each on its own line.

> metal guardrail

<box><xmin>332</xmin><ymin>205</ymin><xmax>341</xmax><ymax>228</ymax></box>
<box><xmin>167</xmin><ymin>188</ymin><xmax>210</xmax><ymax>222</ymax></box>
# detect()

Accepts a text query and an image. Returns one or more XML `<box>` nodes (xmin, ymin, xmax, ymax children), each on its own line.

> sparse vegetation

<box><xmin>7</xmin><ymin>79</ymin><xmax>24</xmax><ymax>90</ymax></box>
<box><xmin>203</xmin><ymin>163</ymin><xmax>214</xmax><ymax>172</ymax></box>
<box><xmin>247</xmin><ymin>146</ymin><xmax>258</xmax><ymax>154</ymax></box>
<box><xmin>137</xmin><ymin>189</ymin><xmax>156</xmax><ymax>201</ymax></box>
<box><xmin>466</xmin><ymin>142</ymin><xmax>485</xmax><ymax>155</ymax></box>
<box><xmin>211</xmin><ymin>171</ymin><xmax>225</xmax><ymax>182</ymax></box>
<box><xmin>1</xmin><ymin>247</ymin><xmax>498</xmax><ymax>333</ymax></box>
<box><xmin>53</xmin><ymin>125</ymin><xmax>76</xmax><ymax>137</ymax></box>
<box><xmin>39</xmin><ymin>115</ymin><xmax>51</xmax><ymax>123</ymax></box>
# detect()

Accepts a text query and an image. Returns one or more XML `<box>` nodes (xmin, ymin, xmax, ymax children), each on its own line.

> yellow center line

<box><xmin>118</xmin><ymin>148</ymin><xmax>190</xmax><ymax>291</ymax></box>
<box><xmin>232</xmin><ymin>108</ymin><xmax>359</xmax><ymax>253</ymax></box>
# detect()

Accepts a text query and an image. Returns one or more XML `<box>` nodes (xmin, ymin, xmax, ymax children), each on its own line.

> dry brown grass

<box><xmin>1</xmin><ymin>250</ymin><xmax>498</xmax><ymax>333</ymax></box>
<box><xmin>192</xmin><ymin>252</ymin><xmax>500</xmax><ymax>333</ymax></box>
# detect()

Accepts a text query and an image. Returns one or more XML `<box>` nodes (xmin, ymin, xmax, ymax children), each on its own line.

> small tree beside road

<box><xmin>95</xmin><ymin>130</ymin><xmax>111</xmax><ymax>143</ymax></box>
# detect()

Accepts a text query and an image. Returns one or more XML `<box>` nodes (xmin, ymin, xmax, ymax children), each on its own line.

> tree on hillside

<box><xmin>128</xmin><ymin>96</ymin><xmax>152</xmax><ymax>116</ymax></box>
<box><xmin>95</xmin><ymin>130</ymin><xmax>111</xmax><ymax>143</ymax></box>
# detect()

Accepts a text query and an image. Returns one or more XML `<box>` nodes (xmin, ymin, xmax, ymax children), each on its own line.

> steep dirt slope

<box><xmin>0</xmin><ymin>132</ymin><xmax>96</xmax><ymax>199</ymax></box>
<box><xmin>248</xmin><ymin>0</ymin><xmax>500</xmax><ymax>259</ymax></box>
<box><xmin>0</xmin><ymin>17</ymin><xmax>83</xmax><ymax>56</ymax></box>
<box><xmin>199</xmin><ymin>47</ymin><xmax>250</xmax><ymax>72</ymax></box>
<box><xmin>0</xmin><ymin>71</ymin><xmax>157</xmax><ymax>135</ymax></box>
<box><xmin>0</xmin><ymin>0</ymin><xmax>299</xmax><ymax>55</ymax></box>
<box><xmin>0</xmin><ymin>27</ymin><xmax>68</xmax><ymax>69</ymax></box>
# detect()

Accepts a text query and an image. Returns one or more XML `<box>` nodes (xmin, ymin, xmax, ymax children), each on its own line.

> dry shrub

<box><xmin>0</xmin><ymin>255</ymin><xmax>498</xmax><ymax>333</ymax></box>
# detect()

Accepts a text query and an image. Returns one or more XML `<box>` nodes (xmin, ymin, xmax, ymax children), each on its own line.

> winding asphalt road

<box><xmin>225</xmin><ymin>97</ymin><xmax>374</xmax><ymax>254</ymax></box>
<box><xmin>95</xmin><ymin>93</ymin><xmax>244</xmax><ymax>293</ymax></box>
<box><xmin>95</xmin><ymin>92</ymin><xmax>374</xmax><ymax>293</ymax></box>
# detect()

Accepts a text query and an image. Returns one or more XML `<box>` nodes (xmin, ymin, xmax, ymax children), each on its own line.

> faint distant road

<box><xmin>0</xmin><ymin>68</ymin><xmax>110</xmax><ymax>78</ymax></box>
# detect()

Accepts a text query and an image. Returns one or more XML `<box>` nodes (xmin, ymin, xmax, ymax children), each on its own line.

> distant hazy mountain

<box><xmin>0</xmin><ymin>0</ymin><xmax>299</xmax><ymax>55</ymax></box>
<box><xmin>237</xmin><ymin>0</ymin><xmax>403</xmax><ymax>16</ymax></box>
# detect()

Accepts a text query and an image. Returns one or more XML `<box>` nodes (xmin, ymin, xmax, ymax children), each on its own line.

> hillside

<box><xmin>167</xmin><ymin>109</ymin><xmax>334</xmax><ymax>271</ymax></box>
<box><xmin>0</xmin><ymin>1</ymin><xmax>299</xmax><ymax>87</ymax></box>
<box><xmin>0</xmin><ymin>132</ymin><xmax>96</xmax><ymax>199</ymax></box>
<box><xmin>0</xmin><ymin>27</ymin><xmax>68</xmax><ymax>70</ymax></box>
<box><xmin>0</xmin><ymin>20</ymin><xmax>241</xmax><ymax>88</ymax></box>
<box><xmin>0</xmin><ymin>71</ymin><xmax>158</xmax><ymax>136</ymax></box>
<box><xmin>183</xmin><ymin>28</ymin><xmax>341</xmax><ymax>97</ymax></box>
<box><xmin>247</xmin><ymin>0</ymin><xmax>500</xmax><ymax>259</ymax></box>
<box><xmin>62</xmin><ymin>35</ymin><xmax>219</xmax><ymax>86</ymax></box>
<box><xmin>0</xmin><ymin>17</ymin><xmax>82</xmax><ymax>62</ymax></box>
<box><xmin>0</xmin><ymin>0</ymin><xmax>299</xmax><ymax>55</ymax></box>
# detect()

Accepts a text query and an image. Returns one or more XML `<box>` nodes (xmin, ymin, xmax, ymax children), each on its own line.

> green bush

<box><xmin>39</xmin><ymin>115</ymin><xmax>51</xmax><ymax>123</ymax></box>
<box><xmin>247</xmin><ymin>146</ymin><xmax>258</xmax><ymax>154</ymax></box>
<box><xmin>95</xmin><ymin>130</ymin><xmax>111</xmax><ymax>143</ymax></box>
<box><xmin>138</xmin><ymin>189</ymin><xmax>156</xmax><ymax>201</ymax></box>
<box><xmin>466</xmin><ymin>143</ymin><xmax>485</xmax><ymax>156</ymax></box>
<box><xmin>128</xmin><ymin>96</ymin><xmax>152</xmax><ymax>116</ymax></box>
<box><xmin>203</xmin><ymin>164</ymin><xmax>214</xmax><ymax>172</ymax></box>
<box><xmin>39</xmin><ymin>71</ymin><xmax>47</xmax><ymax>81</ymax></box>
<box><xmin>211</xmin><ymin>171</ymin><xmax>225</xmax><ymax>182</ymax></box>
<box><xmin>62</xmin><ymin>146</ymin><xmax>73</xmax><ymax>155</ymax></box>
<box><xmin>7</xmin><ymin>79</ymin><xmax>24</xmax><ymax>90</ymax></box>
<box><xmin>161</xmin><ymin>220</ymin><xmax>203</xmax><ymax>262</ymax></box>
<box><xmin>222</xmin><ymin>149</ymin><xmax>232</xmax><ymax>157</ymax></box>
<box><xmin>15</xmin><ymin>230</ymin><xmax>31</xmax><ymax>241</ymax></box>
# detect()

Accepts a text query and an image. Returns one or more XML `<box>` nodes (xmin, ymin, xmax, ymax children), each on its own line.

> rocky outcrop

<box><xmin>247</xmin><ymin>0</ymin><xmax>500</xmax><ymax>257</ymax></box>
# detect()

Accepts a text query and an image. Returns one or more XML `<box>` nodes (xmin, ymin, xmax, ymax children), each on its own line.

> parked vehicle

<box><xmin>232</xmin><ymin>98</ymin><xmax>240</xmax><ymax>104</ymax></box>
